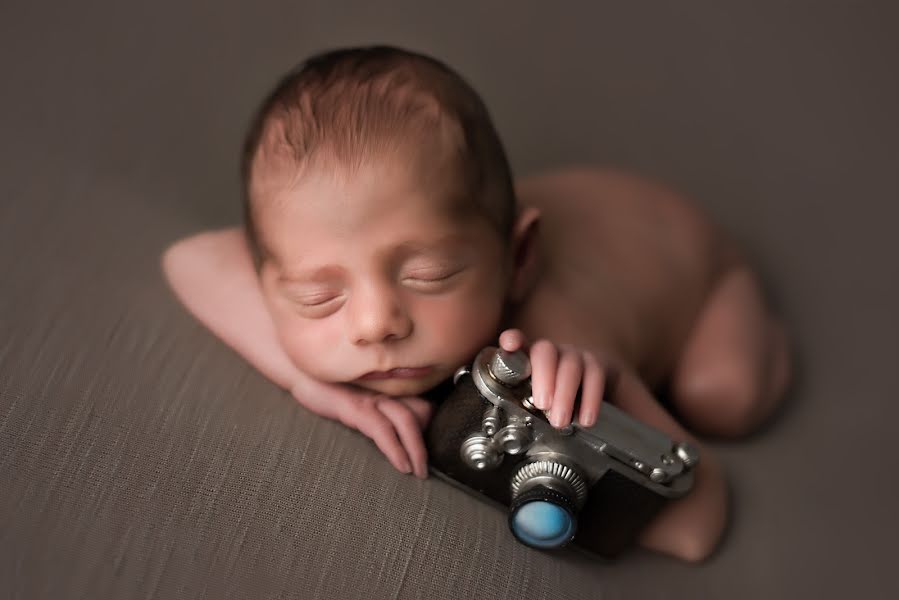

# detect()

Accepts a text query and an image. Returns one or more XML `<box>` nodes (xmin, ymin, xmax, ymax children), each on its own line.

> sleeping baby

<box><xmin>161</xmin><ymin>45</ymin><xmax>791</xmax><ymax>562</ymax></box>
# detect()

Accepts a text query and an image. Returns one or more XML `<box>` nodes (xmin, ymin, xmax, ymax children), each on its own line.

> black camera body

<box><xmin>425</xmin><ymin>346</ymin><xmax>699</xmax><ymax>558</ymax></box>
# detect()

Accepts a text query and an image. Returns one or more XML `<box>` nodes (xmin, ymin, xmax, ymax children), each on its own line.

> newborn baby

<box><xmin>162</xmin><ymin>46</ymin><xmax>791</xmax><ymax>562</ymax></box>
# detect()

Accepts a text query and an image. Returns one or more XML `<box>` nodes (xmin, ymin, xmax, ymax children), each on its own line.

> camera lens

<box><xmin>509</xmin><ymin>486</ymin><xmax>577</xmax><ymax>549</ymax></box>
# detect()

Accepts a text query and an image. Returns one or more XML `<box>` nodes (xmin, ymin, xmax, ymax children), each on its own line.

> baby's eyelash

<box><xmin>402</xmin><ymin>269</ymin><xmax>463</xmax><ymax>288</ymax></box>
<box><xmin>405</xmin><ymin>272</ymin><xmax>454</xmax><ymax>282</ymax></box>
<box><xmin>288</xmin><ymin>292</ymin><xmax>339</xmax><ymax>306</ymax></box>
<box><xmin>303</xmin><ymin>296</ymin><xmax>339</xmax><ymax>306</ymax></box>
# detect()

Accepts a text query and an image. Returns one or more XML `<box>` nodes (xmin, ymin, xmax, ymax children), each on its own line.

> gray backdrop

<box><xmin>1</xmin><ymin>1</ymin><xmax>897</xmax><ymax>598</ymax></box>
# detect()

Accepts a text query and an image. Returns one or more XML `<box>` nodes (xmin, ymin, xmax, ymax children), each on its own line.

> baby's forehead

<box><xmin>253</xmin><ymin>162</ymin><xmax>490</xmax><ymax>259</ymax></box>
<box><xmin>258</xmin><ymin>190</ymin><xmax>477</xmax><ymax>243</ymax></box>
<box><xmin>250</xmin><ymin>109</ymin><xmax>465</xmax><ymax>189</ymax></box>
<box><xmin>253</xmin><ymin>143</ymin><xmax>475</xmax><ymax>221</ymax></box>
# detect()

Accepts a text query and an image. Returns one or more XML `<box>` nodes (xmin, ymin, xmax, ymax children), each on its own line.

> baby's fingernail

<box><xmin>399</xmin><ymin>461</ymin><xmax>412</xmax><ymax>474</ymax></box>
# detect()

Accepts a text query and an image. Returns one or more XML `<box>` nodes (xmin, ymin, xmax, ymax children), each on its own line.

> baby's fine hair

<box><xmin>240</xmin><ymin>45</ymin><xmax>517</xmax><ymax>267</ymax></box>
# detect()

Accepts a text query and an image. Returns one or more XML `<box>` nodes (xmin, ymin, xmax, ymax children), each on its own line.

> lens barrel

<box><xmin>508</xmin><ymin>486</ymin><xmax>579</xmax><ymax>549</ymax></box>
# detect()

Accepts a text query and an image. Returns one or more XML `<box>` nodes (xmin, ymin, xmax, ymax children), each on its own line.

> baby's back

<box><xmin>513</xmin><ymin>168</ymin><xmax>740</xmax><ymax>387</ymax></box>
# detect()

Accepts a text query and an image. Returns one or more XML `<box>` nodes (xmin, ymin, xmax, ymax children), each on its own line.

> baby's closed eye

<box><xmin>401</xmin><ymin>265</ymin><xmax>464</xmax><ymax>290</ymax></box>
<box><xmin>283</xmin><ymin>287</ymin><xmax>345</xmax><ymax>318</ymax></box>
<box><xmin>292</xmin><ymin>291</ymin><xmax>340</xmax><ymax>306</ymax></box>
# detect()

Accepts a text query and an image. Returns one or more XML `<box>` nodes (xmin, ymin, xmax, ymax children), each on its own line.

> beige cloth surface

<box><xmin>1</xmin><ymin>2</ymin><xmax>897</xmax><ymax>598</ymax></box>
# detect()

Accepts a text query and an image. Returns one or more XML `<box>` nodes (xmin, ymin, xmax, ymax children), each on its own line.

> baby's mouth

<box><xmin>357</xmin><ymin>366</ymin><xmax>434</xmax><ymax>380</ymax></box>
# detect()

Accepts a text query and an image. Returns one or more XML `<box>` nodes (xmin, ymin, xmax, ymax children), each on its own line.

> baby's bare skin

<box><xmin>507</xmin><ymin>167</ymin><xmax>790</xmax><ymax>560</ymax></box>
<box><xmin>162</xmin><ymin>165</ymin><xmax>790</xmax><ymax>563</ymax></box>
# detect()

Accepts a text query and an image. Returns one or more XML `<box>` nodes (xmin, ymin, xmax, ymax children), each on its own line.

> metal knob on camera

<box><xmin>488</xmin><ymin>349</ymin><xmax>531</xmax><ymax>386</ymax></box>
<box><xmin>494</xmin><ymin>423</ymin><xmax>532</xmax><ymax>455</ymax></box>
<box><xmin>461</xmin><ymin>403</ymin><xmax>534</xmax><ymax>470</ymax></box>
<box><xmin>675</xmin><ymin>441</ymin><xmax>700</xmax><ymax>468</ymax></box>
<box><xmin>460</xmin><ymin>435</ymin><xmax>503</xmax><ymax>470</ymax></box>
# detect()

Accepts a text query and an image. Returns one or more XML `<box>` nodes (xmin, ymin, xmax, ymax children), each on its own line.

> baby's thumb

<box><xmin>498</xmin><ymin>328</ymin><xmax>528</xmax><ymax>353</ymax></box>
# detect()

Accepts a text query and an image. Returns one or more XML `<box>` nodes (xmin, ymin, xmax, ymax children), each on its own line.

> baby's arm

<box><xmin>161</xmin><ymin>228</ymin><xmax>299</xmax><ymax>389</ymax></box>
<box><xmin>160</xmin><ymin>228</ymin><xmax>431</xmax><ymax>478</ymax></box>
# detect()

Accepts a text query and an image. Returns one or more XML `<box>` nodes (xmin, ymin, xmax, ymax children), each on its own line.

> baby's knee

<box><xmin>674</xmin><ymin>361</ymin><xmax>770</xmax><ymax>438</ymax></box>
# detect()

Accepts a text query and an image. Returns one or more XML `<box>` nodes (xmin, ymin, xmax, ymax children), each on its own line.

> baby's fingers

<box><xmin>529</xmin><ymin>339</ymin><xmax>558</xmax><ymax>410</ymax></box>
<box><xmin>397</xmin><ymin>396</ymin><xmax>435</xmax><ymax>430</ymax></box>
<box><xmin>548</xmin><ymin>345</ymin><xmax>583</xmax><ymax>428</ymax></box>
<box><xmin>498</xmin><ymin>328</ymin><xmax>528</xmax><ymax>353</ymax></box>
<box><xmin>377</xmin><ymin>400</ymin><xmax>429</xmax><ymax>479</ymax></box>
<box><xmin>578</xmin><ymin>351</ymin><xmax>605</xmax><ymax>427</ymax></box>
<box><xmin>342</xmin><ymin>398</ymin><xmax>413</xmax><ymax>475</ymax></box>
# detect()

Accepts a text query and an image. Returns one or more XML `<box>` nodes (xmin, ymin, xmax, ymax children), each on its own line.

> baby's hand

<box><xmin>290</xmin><ymin>374</ymin><xmax>433</xmax><ymax>479</ymax></box>
<box><xmin>499</xmin><ymin>329</ymin><xmax>605</xmax><ymax>429</ymax></box>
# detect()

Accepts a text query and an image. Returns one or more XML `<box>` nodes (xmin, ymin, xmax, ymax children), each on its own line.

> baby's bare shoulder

<box><xmin>516</xmin><ymin>166</ymin><xmax>738</xmax><ymax>274</ymax></box>
<box><xmin>517</xmin><ymin>166</ymin><xmax>712</xmax><ymax>234</ymax></box>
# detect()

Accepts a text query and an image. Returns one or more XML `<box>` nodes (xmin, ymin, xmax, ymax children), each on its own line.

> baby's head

<box><xmin>241</xmin><ymin>46</ymin><xmax>538</xmax><ymax>396</ymax></box>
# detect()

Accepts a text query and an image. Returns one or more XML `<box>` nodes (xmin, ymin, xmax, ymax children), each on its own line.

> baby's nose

<box><xmin>348</xmin><ymin>286</ymin><xmax>412</xmax><ymax>345</ymax></box>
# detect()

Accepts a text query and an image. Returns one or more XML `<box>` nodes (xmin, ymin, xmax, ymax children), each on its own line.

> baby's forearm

<box><xmin>161</xmin><ymin>230</ymin><xmax>432</xmax><ymax>478</ymax></box>
<box><xmin>161</xmin><ymin>227</ymin><xmax>305</xmax><ymax>391</ymax></box>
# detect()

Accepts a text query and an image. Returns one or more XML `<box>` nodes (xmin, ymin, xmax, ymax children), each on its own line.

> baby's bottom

<box><xmin>670</xmin><ymin>265</ymin><xmax>792</xmax><ymax>438</ymax></box>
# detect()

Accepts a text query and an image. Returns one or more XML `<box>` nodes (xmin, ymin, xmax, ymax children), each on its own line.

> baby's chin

<box><xmin>352</xmin><ymin>371</ymin><xmax>449</xmax><ymax>397</ymax></box>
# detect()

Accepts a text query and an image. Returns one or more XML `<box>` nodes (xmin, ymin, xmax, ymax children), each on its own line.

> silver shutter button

<box><xmin>489</xmin><ymin>349</ymin><xmax>531</xmax><ymax>386</ymax></box>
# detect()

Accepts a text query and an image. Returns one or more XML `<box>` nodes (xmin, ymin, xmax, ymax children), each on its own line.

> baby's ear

<box><xmin>508</xmin><ymin>206</ymin><xmax>541</xmax><ymax>303</ymax></box>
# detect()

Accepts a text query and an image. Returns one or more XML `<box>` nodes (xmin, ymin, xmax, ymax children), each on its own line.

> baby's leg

<box><xmin>671</xmin><ymin>265</ymin><xmax>792</xmax><ymax>438</ymax></box>
<box><xmin>611</xmin><ymin>369</ymin><xmax>728</xmax><ymax>562</ymax></box>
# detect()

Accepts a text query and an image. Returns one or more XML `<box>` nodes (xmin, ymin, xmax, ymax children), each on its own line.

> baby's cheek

<box><xmin>424</xmin><ymin>289</ymin><xmax>503</xmax><ymax>355</ymax></box>
<box><xmin>278</xmin><ymin>319</ymin><xmax>342</xmax><ymax>380</ymax></box>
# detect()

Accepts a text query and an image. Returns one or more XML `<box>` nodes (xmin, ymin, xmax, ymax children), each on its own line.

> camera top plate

<box><xmin>468</xmin><ymin>347</ymin><xmax>697</xmax><ymax>492</ymax></box>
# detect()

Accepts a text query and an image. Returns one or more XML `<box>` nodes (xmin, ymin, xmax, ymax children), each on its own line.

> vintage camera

<box><xmin>425</xmin><ymin>346</ymin><xmax>699</xmax><ymax>558</ymax></box>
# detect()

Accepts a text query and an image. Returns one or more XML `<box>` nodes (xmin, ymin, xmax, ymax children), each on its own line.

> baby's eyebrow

<box><xmin>278</xmin><ymin>265</ymin><xmax>344</xmax><ymax>284</ymax></box>
<box><xmin>391</xmin><ymin>235</ymin><xmax>466</xmax><ymax>256</ymax></box>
